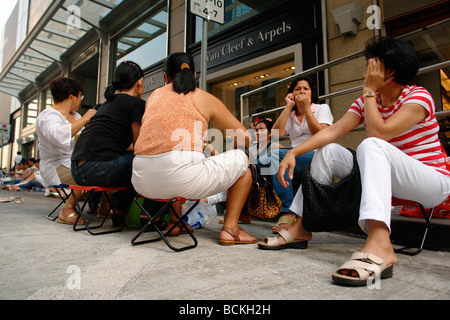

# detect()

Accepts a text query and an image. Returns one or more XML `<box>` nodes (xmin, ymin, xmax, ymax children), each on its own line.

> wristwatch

<box><xmin>364</xmin><ymin>91</ymin><xmax>376</xmax><ymax>98</ymax></box>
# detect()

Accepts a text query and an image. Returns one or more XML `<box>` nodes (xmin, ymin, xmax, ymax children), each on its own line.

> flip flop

<box><xmin>219</xmin><ymin>226</ymin><xmax>258</xmax><ymax>245</ymax></box>
<box><xmin>332</xmin><ymin>252</ymin><xmax>394</xmax><ymax>286</ymax></box>
<box><xmin>272</xmin><ymin>214</ymin><xmax>296</xmax><ymax>233</ymax></box>
<box><xmin>258</xmin><ymin>229</ymin><xmax>308</xmax><ymax>250</ymax></box>
<box><xmin>56</xmin><ymin>212</ymin><xmax>87</xmax><ymax>225</ymax></box>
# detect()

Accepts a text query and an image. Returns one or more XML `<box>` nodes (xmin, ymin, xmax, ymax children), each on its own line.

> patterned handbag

<box><xmin>246</xmin><ymin>164</ymin><xmax>282</xmax><ymax>219</ymax></box>
<box><xmin>301</xmin><ymin>149</ymin><xmax>361</xmax><ymax>232</ymax></box>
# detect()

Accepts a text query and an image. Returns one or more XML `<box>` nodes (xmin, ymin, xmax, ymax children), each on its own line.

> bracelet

<box><xmin>305</xmin><ymin>113</ymin><xmax>313</xmax><ymax>118</ymax></box>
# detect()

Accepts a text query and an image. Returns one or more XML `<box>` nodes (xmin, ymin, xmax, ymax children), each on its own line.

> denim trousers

<box><xmin>258</xmin><ymin>148</ymin><xmax>315</xmax><ymax>213</ymax></box>
<box><xmin>71</xmin><ymin>152</ymin><xmax>136</xmax><ymax>212</ymax></box>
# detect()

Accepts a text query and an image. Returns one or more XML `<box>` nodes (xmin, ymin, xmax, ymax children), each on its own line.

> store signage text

<box><xmin>207</xmin><ymin>21</ymin><xmax>292</xmax><ymax>63</ymax></box>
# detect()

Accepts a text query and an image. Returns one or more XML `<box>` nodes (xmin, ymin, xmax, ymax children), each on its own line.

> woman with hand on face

<box><xmin>258</xmin><ymin>37</ymin><xmax>450</xmax><ymax>286</ymax></box>
<box><xmin>268</xmin><ymin>77</ymin><xmax>333</xmax><ymax>233</ymax></box>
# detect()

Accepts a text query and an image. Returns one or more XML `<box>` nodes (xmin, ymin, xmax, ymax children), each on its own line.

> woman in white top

<box><xmin>268</xmin><ymin>76</ymin><xmax>333</xmax><ymax>233</ymax></box>
<box><xmin>36</xmin><ymin>77</ymin><xmax>96</xmax><ymax>224</ymax></box>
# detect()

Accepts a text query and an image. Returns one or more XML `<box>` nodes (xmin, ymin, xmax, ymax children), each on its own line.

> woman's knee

<box><xmin>357</xmin><ymin>137</ymin><xmax>388</xmax><ymax>156</ymax></box>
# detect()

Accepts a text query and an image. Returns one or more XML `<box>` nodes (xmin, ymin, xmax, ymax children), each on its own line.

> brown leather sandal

<box><xmin>219</xmin><ymin>226</ymin><xmax>258</xmax><ymax>246</ymax></box>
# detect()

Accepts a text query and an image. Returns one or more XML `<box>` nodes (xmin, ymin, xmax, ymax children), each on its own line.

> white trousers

<box><xmin>132</xmin><ymin>150</ymin><xmax>248</xmax><ymax>200</ymax></box>
<box><xmin>290</xmin><ymin>138</ymin><xmax>450</xmax><ymax>234</ymax></box>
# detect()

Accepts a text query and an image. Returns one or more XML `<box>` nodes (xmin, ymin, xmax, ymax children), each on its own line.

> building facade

<box><xmin>0</xmin><ymin>0</ymin><xmax>449</xmax><ymax>170</ymax></box>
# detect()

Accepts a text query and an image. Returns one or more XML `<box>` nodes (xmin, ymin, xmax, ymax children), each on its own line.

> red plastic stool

<box><xmin>69</xmin><ymin>185</ymin><xmax>127</xmax><ymax>235</ymax></box>
<box><xmin>131</xmin><ymin>195</ymin><xmax>199</xmax><ymax>252</ymax></box>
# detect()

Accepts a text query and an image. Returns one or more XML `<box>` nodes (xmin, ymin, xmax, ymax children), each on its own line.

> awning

<box><xmin>0</xmin><ymin>0</ymin><xmax>124</xmax><ymax>99</ymax></box>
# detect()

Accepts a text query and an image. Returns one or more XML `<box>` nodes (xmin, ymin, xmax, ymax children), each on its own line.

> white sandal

<box><xmin>332</xmin><ymin>252</ymin><xmax>394</xmax><ymax>286</ymax></box>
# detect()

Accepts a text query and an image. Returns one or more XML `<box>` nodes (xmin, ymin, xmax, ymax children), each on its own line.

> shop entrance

<box><xmin>210</xmin><ymin>57</ymin><xmax>296</xmax><ymax>128</ymax></box>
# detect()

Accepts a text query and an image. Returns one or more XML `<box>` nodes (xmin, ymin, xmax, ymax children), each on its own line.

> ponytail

<box><xmin>163</xmin><ymin>52</ymin><xmax>196</xmax><ymax>95</ymax></box>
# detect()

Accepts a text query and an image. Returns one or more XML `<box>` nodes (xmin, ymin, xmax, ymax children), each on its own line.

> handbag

<box><xmin>301</xmin><ymin>149</ymin><xmax>360</xmax><ymax>232</ymax></box>
<box><xmin>246</xmin><ymin>164</ymin><xmax>282</xmax><ymax>219</ymax></box>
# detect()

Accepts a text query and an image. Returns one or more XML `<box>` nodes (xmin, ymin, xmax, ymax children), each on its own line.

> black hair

<box><xmin>255</xmin><ymin>118</ymin><xmax>275</xmax><ymax>131</ymax></box>
<box><xmin>364</xmin><ymin>37</ymin><xmax>419</xmax><ymax>86</ymax></box>
<box><xmin>286</xmin><ymin>76</ymin><xmax>319</xmax><ymax>113</ymax></box>
<box><xmin>163</xmin><ymin>52</ymin><xmax>196</xmax><ymax>94</ymax></box>
<box><xmin>49</xmin><ymin>77</ymin><xmax>83</xmax><ymax>104</ymax></box>
<box><xmin>105</xmin><ymin>61</ymin><xmax>144</xmax><ymax>101</ymax></box>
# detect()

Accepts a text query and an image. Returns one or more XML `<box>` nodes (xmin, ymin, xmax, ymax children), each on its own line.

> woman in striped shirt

<box><xmin>258</xmin><ymin>37</ymin><xmax>450</xmax><ymax>286</ymax></box>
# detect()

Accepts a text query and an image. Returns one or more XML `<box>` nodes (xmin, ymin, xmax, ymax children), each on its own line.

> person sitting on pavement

<box><xmin>257</xmin><ymin>37</ymin><xmax>450</xmax><ymax>286</ymax></box>
<box><xmin>36</xmin><ymin>77</ymin><xmax>97</xmax><ymax>225</ymax></box>
<box><xmin>11</xmin><ymin>160</ymin><xmax>44</xmax><ymax>192</ymax></box>
<box><xmin>132</xmin><ymin>52</ymin><xmax>258</xmax><ymax>245</ymax></box>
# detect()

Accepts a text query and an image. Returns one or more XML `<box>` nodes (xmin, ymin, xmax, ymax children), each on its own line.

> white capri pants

<box><xmin>290</xmin><ymin>138</ymin><xmax>450</xmax><ymax>234</ymax></box>
<box><xmin>132</xmin><ymin>150</ymin><xmax>248</xmax><ymax>200</ymax></box>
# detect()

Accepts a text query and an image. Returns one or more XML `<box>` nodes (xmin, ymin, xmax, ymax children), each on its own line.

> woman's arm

<box><xmin>272</xmin><ymin>94</ymin><xmax>295</xmax><ymax>138</ymax></box>
<box><xmin>363</xmin><ymin>58</ymin><xmax>428</xmax><ymax>140</ymax></box>
<box><xmin>278</xmin><ymin>111</ymin><xmax>361</xmax><ymax>187</ymax></box>
<box><xmin>70</xmin><ymin>109</ymin><xmax>97</xmax><ymax>137</ymax></box>
<box><xmin>196</xmin><ymin>90</ymin><xmax>252</xmax><ymax>148</ymax></box>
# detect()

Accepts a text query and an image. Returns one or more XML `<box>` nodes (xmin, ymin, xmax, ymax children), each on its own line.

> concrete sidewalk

<box><xmin>0</xmin><ymin>188</ymin><xmax>449</xmax><ymax>302</ymax></box>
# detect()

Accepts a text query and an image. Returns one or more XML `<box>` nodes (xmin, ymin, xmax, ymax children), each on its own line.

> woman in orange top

<box><xmin>132</xmin><ymin>52</ymin><xmax>257</xmax><ymax>245</ymax></box>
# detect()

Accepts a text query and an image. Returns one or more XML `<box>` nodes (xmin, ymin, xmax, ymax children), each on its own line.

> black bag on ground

<box><xmin>301</xmin><ymin>149</ymin><xmax>361</xmax><ymax>232</ymax></box>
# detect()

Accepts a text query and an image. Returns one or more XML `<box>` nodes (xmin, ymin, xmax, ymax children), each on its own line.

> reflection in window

<box><xmin>25</xmin><ymin>98</ymin><xmax>38</xmax><ymax>127</ymax></box>
<box><xmin>116</xmin><ymin>6</ymin><xmax>168</xmax><ymax>69</ymax></box>
<box><xmin>194</xmin><ymin>0</ymin><xmax>289</xmax><ymax>42</ymax></box>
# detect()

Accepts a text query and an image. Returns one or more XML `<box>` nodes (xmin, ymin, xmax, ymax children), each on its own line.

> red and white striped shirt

<box><xmin>349</xmin><ymin>85</ymin><xmax>450</xmax><ymax>177</ymax></box>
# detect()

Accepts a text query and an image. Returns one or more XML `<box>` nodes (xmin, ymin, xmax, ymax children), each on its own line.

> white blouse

<box><xmin>35</xmin><ymin>108</ymin><xmax>80</xmax><ymax>186</ymax></box>
<box><xmin>285</xmin><ymin>103</ymin><xmax>334</xmax><ymax>148</ymax></box>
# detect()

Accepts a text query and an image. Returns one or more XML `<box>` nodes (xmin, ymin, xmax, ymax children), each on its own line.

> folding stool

<box><xmin>391</xmin><ymin>198</ymin><xmax>435</xmax><ymax>256</ymax></box>
<box><xmin>131</xmin><ymin>195</ymin><xmax>199</xmax><ymax>252</ymax></box>
<box><xmin>69</xmin><ymin>185</ymin><xmax>127</xmax><ymax>235</ymax></box>
<box><xmin>47</xmin><ymin>184</ymin><xmax>70</xmax><ymax>221</ymax></box>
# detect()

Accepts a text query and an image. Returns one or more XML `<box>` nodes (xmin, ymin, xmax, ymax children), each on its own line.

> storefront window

<box><xmin>24</xmin><ymin>98</ymin><xmax>38</xmax><ymax>127</ymax></box>
<box><xmin>43</xmin><ymin>88</ymin><xmax>53</xmax><ymax>110</ymax></box>
<box><xmin>210</xmin><ymin>59</ymin><xmax>296</xmax><ymax>124</ymax></box>
<box><xmin>116</xmin><ymin>5</ymin><xmax>168</xmax><ymax>70</ymax></box>
<box><xmin>194</xmin><ymin>0</ymin><xmax>289</xmax><ymax>42</ymax></box>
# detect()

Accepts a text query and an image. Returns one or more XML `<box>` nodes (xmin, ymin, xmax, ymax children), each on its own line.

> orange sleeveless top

<box><xmin>134</xmin><ymin>84</ymin><xmax>209</xmax><ymax>156</ymax></box>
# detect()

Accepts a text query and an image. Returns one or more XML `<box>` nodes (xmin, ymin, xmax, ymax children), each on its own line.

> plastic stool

<box><xmin>47</xmin><ymin>184</ymin><xmax>70</xmax><ymax>221</ymax></box>
<box><xmin>392</xmin><ymin>197</ymin><xmax>434</xmax><ymax>256</ymax></box>
<box><xmin>69</xmin><ymin>185</ymin><xmax>127</xmax><ymax>235</ymax></box>
<box><xmin>131</xmin><ymin>195</ymin><xmax>199</xmax><ymax>252</ymax></box>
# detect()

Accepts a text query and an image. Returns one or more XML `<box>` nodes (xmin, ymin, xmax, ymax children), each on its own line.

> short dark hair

<box><xmin>105</xmin><ymin>61</ymin><xmax>144</xmax><ymax>101</ymax></box>
<box><xmin>364</xmin><ymin>37</ymin><xmax>419</xmax><ymax>85</ymax></box>
<box><xmin>163</xmin><ymin>52</ymin><xmax>196</xmax><ymax>94</ymax></box>
<box><xmin>49</xmin><ymin>77</ymin><xmax>83</xmax><ymax>104</ymax></box>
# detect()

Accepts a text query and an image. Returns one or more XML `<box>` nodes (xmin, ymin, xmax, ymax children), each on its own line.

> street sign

<box><xmin>0</xmin><ymin>124</ymin><xmax>11</xmax><ymax>141</ymax></box>
<box><xmin>190</xmin><ymin>0</ymin><xmax>224</xmax><ymax>24</ymax></box>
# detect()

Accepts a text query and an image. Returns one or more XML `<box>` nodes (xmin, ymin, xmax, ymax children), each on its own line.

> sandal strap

<box><xmin>221</xmin><ymin>227</ymin><xmax>241</xmax><ymax>241</ymax></box>
<box><xmin>64</xmin><ymin>202</ymin><xmax>74</xmax><ymax>209</ymax></box>
<box><xmin>278</xmin><ymin>229</ymin><xmax>294</xmax><ymax>243</ymax></box>
<box><xmin>275</xmin><ymin>215</ymin><xmax>296</xmax><ymax>227</ymax></box>
<box><xmin>264</xmin><ymin>229</ymin><xmax>294</xmax><ymax>246</ymax></box>
<box><xmin>336</xmin><ymin>252</ymin><xmax>387</xmax><ymax>280</ymax></box>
